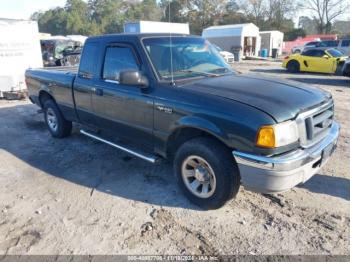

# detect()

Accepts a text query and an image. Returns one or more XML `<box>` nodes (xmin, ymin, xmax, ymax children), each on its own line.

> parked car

<box><xmin>26</xmin><ymin>33</ymin><xmax>339</xmax><ymax>209</ymax></box>
<box><xmin>343</xmin><ymin>58</ymin><xmax>350</xmax><ymax>77</ymax></box>
<box><xmin>212</xmin><ymin>44</ymin><xmax>235</xmax><ymax>63</ymax></box>
<box><xmin>292</xmin><ymin>41</ymin><xmax>320</xmax><ymax>54</ymax></box>
<box><xmin>337</xmin><ymin>38</ymin><xmax>350</xmax><ymax>56</ymax></box>
<box><xmin>283</xmin><ymin>48</ymin><xmax>348</xmax><ymax>74</ymax></box>
<box><xmin>292</xmin><ymin>40</ymin><xmax>339</xmax><ymax>54</ymax></box>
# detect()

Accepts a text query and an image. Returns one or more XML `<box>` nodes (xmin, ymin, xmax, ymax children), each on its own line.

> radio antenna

<box><xmin>168</xmin><ymin>0</ymin><xmax>175</xmax><ymax>86</ymax></box>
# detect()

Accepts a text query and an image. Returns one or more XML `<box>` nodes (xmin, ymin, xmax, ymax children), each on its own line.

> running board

<box><xmin>80</xmin><ymin>130</ymin><xmax>158</xmax><ymax>164</ymax></box>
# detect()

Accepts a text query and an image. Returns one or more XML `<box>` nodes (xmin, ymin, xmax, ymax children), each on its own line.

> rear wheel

<box><xmin>287</xmin><ymin>60</ymin><xmax>300</xmax><ymax>73</ymax></box>
<box><xmin>174</xmin><ymin>137</ymin><xmax>240</xmax><ymax>209</ymax></box>
<box><xmin>43</xmin><ymin>99</ymin><xmax>72</xmax><ymax>138</ymax></box>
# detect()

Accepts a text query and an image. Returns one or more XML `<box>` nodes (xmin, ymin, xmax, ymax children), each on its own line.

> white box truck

<box><xmin>0</xmin><ymin>18</ymin><xmax>43</xmax><ymax>97</ymax></box>
<box><xmin>124</xmin><ymin>21</ymin><xmax>190</xmax><ymax>35</ymax></box>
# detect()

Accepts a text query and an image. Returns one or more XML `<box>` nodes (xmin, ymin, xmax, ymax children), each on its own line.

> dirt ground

<box><xmin>0</xmin><ymin>61</ymin><xmax>349</xmax><ymax>255</ymax></box>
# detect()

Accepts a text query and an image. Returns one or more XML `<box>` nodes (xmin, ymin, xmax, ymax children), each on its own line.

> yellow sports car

<box><xmin>282</xmin><ymin>48</ymin><xmax>348</xmax><ymax>74</ymax></box>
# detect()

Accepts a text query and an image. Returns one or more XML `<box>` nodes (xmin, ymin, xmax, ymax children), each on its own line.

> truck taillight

<box><xmin>284</xmin><ymin>56</ymin><xmax>289</xmax><ymax>60</ymax></box>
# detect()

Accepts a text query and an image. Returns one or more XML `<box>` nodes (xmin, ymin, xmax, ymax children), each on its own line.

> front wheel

<box><xmin>43</xmin><ymin>99</ymin><xmax>72</xmax><ymax>138</ymax></box>
<box><xmin>287</xmin><ymin>60</ymin><xmax>300</xmax><ymax>73</ymax></box>
<box><xmin>174</xmin><ymin>137</ymin><xmax>240</xmax><ymax>209</ymax></box>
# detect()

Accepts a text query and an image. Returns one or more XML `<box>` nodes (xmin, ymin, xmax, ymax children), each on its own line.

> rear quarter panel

<box><xmin>25</xmin><ymin>68</ymin><xmax>77</xmax><ymax>121</ymax></box>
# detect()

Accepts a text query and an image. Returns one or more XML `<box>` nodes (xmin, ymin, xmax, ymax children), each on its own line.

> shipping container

<box><xmin>0</xmin><ymin>18</ymin><xmax>43</xmax><ymax>97</ymax></box>
<box><xmin>124</xmin><ymin>21</ymin><xmax>190</xmax><ymax>35</ymax></box>
<box><xmin>202</xmin><ymin>23</ymin><xmax>261</xmax><ymax>57</ymax></box>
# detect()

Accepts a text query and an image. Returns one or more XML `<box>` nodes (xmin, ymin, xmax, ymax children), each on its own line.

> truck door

<box><xmin>73</xmin><ymin>41</ymin><xmax>99</xmax><ymax>124</ymax></box>
<box><xmin>91</xmin><ymin>43</ymin><xmax>154</xmax><ymax>150</ymax></box>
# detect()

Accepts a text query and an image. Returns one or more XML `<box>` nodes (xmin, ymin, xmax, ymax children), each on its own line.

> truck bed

<box><xmin>25</xmin><ymin>67</ymin><xmax>78</xmax><ymax>120</ymax></box>
<box><xmin>40</xmin><ymin>66</ymin><xmax>79</xmax><ymax>73</ymax></box>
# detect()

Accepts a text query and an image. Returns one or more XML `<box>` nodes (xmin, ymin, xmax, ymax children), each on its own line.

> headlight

<box><xmin>256</xmin><ymin>121</ymin><xmax>299</xmax><ymax>148</ymax></box>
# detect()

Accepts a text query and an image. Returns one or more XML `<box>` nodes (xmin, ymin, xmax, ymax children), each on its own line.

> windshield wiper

<box><xmin>178</xmin><ymin>69</ymin><xmax>220</xmax><ymax>77</ymax></box>
<box><xmin>210</xmin><ymin>67</ymin><xmax>230</xmax><ymax>73</ymax></box>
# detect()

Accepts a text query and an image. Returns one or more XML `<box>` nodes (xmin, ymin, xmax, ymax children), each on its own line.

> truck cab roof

<box><xmin>86</xmin><ymin>33</ymin><xmax>200</xmax><ymax>43</ymax></box>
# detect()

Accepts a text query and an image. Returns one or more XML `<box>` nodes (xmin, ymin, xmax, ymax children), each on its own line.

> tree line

<box><xmin>31</xmin><ymin>0</ymin><xmax>350</xmax><ymax>41</ymax></box>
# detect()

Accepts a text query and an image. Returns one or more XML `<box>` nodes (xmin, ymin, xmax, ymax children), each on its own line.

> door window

<box><xmin>341</xmin><ymin>40</ymin><xmax>350</xmax><ymax>47</ymax></box>
<box><xmin>102</xmin><ymin>46</ymin><xmax>139</xmax><ymax>81</ymax></box>
<box><xmin>78</xmin><ymin>42</ymin><xmax>98</xmax><ymax>78</ymax></box>
<box><xmin>302</xmin><ymin>49</ymin><xmax>325</xmax><ymax>57</ymax></box>
<box><xmin>302</xmin><ymin>49</ymin><xmax>316</xmax><ymax>56</ymax></box>
<box><xmin>313</xmin><ymin>50</ymin><xmax>326</xmax><ymax>57</ymax></box>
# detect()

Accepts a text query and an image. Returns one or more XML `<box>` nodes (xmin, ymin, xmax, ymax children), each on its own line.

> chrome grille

<box><xmin>297</xmin><ymin>100</ymin><xmax>334</xmax><ymax>148</ymax></box>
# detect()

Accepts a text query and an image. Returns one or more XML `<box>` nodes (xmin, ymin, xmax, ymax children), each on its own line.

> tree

<box><xmin>332</xmin><ymin>20</ymin><xmax>350</xmax><ymax>36</ymax></box>
<box><xmin>160</xmin><ymin>0</ymin><xmax>189</xmax><ymax>23</ymax></box>
<box><xmin>240</xmin><ymin>0</ymin><xmax>267</xmax><ymax>26</ymax></box>
<box><xmin>238</xmin><ymin>0</ymin><xmax>296</xmax><ymax>32</ymax></box>
<box><xmin>126</xmin><ymin>0</ymin><xmax>162</xmax><ymax>22</ymax></box>
<box><xmin>302</xmin><ymin>0</ymin><xmax>350</xmax><ymax>33</ymax></box>
<box><xmin>298</xmin><ymin>16</ymin><xmax>318</xmax><ymax>34</ymax></box>
<box><xmin>34</xmin><ymin>8</ymin><xmax>69</xmax><ymax>35</ymax></box>
<box><xmin>31</xmin><ymin>0</ymin><xmax>301</xmax><ymax>37</ymax></box>
<box><xmin>187</xmin><ymin>0</ymin><xmax>229</xmax><ymax>34</ymax></box>
<box><xmin>284</xmin><ymin>28</ymin><xmax>306</xmax><ymax>41</ymax></box>
<box><xmin>88</xmin><ymin>0</ymin><xmax>126</xmax><ymax>34</ymax></box>
<box><xmin>65</xmin><ymin>0</ymin><xmax>90</xmax><ymax>35</ymax></box>
<box><xmin>220</xmin><ymin>0</ymin><xmax>247</xmax><ymax>25</ymax></box>
<box><xmin>266</xmin><ymin>0</ymin><xmax>296</xmax><ymax>31</ymax></box>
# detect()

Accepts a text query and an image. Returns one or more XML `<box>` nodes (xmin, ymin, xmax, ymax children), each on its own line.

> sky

<box><xmin>0</xmin><ymin>0</ymin><xmax>72</xmax><ymax>20</ymax></box>
<box><xmin>0</xmin><ymin>0</ymin><xmax>348</xmax><ymax>24</ymax></box>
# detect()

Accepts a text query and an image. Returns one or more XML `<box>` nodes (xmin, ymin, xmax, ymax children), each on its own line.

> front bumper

<box><xmin>233</xmin><ymin>122</ymin><xmax>340</xmax><ymax>193</ymax></box>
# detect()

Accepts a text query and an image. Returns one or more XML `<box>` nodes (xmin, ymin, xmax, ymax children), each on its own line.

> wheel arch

<box><xmin>287</xmin><ymin>59</ymin><xmax>300</xmax><ymax>67</ymax></box>
<box><xmin>286</xmin><ymin>59</ymin><xmax>301</xmax><ymax>72</ymax></box>
<box><xmin>38</xmin><ymin>89</ymin><xmax>56</xmax><ymax>108</ymax></box>
<box><xmin>165</xmin><ymin>116</ymin><xmax>231</xmax><ymax>159</ymax></box>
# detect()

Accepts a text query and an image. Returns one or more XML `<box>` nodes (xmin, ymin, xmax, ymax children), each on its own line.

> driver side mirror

<box><xmin>119</xmin><ymin>70</ymin><xmax>149</xmax><ymax>89</ymax></box>
<box><xmin>323</xmin><ymin>55</ymin><xmax>330</xmax><ymax>59</ymax></box>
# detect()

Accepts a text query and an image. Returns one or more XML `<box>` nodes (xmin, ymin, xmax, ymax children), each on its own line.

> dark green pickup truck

<box><xmin>26</xmin><ymin>34</ymin><xmax>339</xmax><ymax>209</ymax></box>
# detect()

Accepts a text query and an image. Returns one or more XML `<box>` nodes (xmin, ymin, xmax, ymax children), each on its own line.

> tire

<box><xmin>174</xmin><ymin>137</ymin><xmax>240</xmax><ymax>209</ymax></box>
<box><xmin>287</xmin><ymin>60</ymin><xmax>300</xmax><ymax>73</ymax></box>
<box><xmin>43</xmin><ymin>99</ymin><xmax>72</xmax><ymax>138</ymax></box>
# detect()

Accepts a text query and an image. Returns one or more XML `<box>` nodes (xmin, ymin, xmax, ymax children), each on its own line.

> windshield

<box><xmin>142</xmin><ymin>37</ymin><xmax>233</xmax><ymax>80</ymax></box>
<box><xmin>327</xmin><ymin>49</ymin><xmax>344</xmax><ymax>57</ymax></box>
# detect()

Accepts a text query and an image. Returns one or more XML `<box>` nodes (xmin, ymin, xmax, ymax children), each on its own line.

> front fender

<box><xmin>170</xmin><ymin>115</ymin><xmax>229</xmax><ymax>144</ymax></box>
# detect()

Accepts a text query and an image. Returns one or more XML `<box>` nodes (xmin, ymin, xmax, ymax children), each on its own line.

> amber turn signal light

<box><xmin>256</xmin><ymin>126</ymin><xmax>275</xmax><ymax>148</ymax></box>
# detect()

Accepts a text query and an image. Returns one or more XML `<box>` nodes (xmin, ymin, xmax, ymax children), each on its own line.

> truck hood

<box><xmin>181</xmin><ymin>74</ymin><xmax>331</xmax><ymax>122</ymax></box>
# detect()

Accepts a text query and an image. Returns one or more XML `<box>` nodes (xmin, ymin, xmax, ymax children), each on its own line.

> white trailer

<box><xmin>124</xmin><ymin>21</ymin><xmax>190</xmax><ymax>35</ymax></box>
<box><xmin>202</xmin><ymin>23</ymin><xmax>261</xmax><ymax>57</ymax></box>
<box><xmin>260</xmin><ymin>31</ymin><xmax>284</xmax><ymax>57</ymax></box>
<box><xmin>0</xmin><ymin>18</ymin><xmax>43</xmax><ymax>97</ymax></box>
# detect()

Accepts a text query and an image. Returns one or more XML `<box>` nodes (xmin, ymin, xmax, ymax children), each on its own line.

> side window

<box><xmin>341</xmin><ymin>40</ymin><xmax>350</xmax><ymax>47</ymax></box>
<box><xmin>103</xmin><ymin>46</ymin><xmax>139</xmax><ymax>81</ymax></box>
<box><xmin>302</xmin><ymin>50</ymin><xmax>316</xmax><ymax>57</ymax></box>
<box><xmin>314</xmin><ymin>50</ymin><xmax>325</xmax><ymax>57</ymax></box>
<box><xmin>329</xmin><ymin>41</ymin><xmax>339</xmax><ymax>47</ymax></box>
<box><xmin>78</xmin><ymin>42</ymin><xmax>98</xmax><ymax>78</ymax></box>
